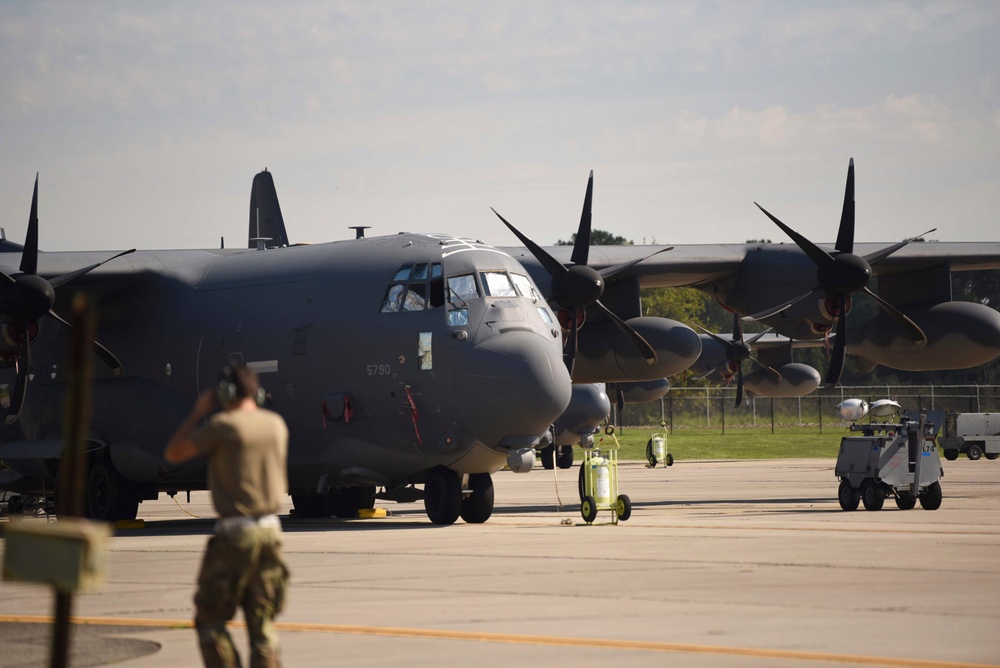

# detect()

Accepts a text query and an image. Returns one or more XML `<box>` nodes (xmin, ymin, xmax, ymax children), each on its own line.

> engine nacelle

<box><xmin>742</xmin><ymin>363</ymin><xmax>821</xmax><ymax>398</ymax></box>
<box><xmin>848</xmin><ymin>301</ymin><xmax>1000</xmax><ymax>371</ymax></box>
<box><xmin>574</xmin><ymin>317</ymin><xmax>701</xmax><ymax>383</ymax></box>
<box><xmin>551</xmin><ymin>383</ymin><xmax>610</xmax><ymax>447</ymax></box>
<box><xmin>612</xmin><ymin>378</ymin><xmax>671</xmax><ymax>404</ymax></box>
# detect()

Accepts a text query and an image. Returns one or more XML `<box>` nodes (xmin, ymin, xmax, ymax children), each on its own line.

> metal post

<box><xmin>51</xmin><ymin>294</ymin><xmax>96</xmax><ymax>668</ymax></box>
<box><xmin>705</xmin><ymin>386</ymin><xmax>710</xmax><ymax>428</ymax></box>
<box><xmin>770</xmin><ymin>398</ymin><xmax>775</xmax><ymax>435</ymax></box>
<box><xmin>721</xmin><ymin>395</ymin><xmax>726</xmax><ymax>435</ymax></box>
<box><xmin>818</xmin><ymin>394</ymin><xmax>823</xmax><ymax>434</ymax></box>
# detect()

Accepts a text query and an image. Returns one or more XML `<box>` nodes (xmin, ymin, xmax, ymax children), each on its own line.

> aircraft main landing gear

<box><xmin>424</xmin><ymin>466</ymin><xmax>462</xmax><ymax>525</ymax></box>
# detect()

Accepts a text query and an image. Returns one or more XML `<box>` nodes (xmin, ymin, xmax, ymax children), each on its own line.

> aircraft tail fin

<box><xmin>248</xmin><ymin>170</ymin><xmax>290</xmax><ymax>249</ymax></box>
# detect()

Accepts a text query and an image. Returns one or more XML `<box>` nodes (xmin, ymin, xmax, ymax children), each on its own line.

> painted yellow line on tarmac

<box><xmin>0</xmin><ymin>614</ymin><xmax>996</xmax><ymax>668</ymax></box>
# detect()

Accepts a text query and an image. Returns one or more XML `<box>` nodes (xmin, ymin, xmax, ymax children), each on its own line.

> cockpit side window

<box><xmin>381</xmin><ymin>263</ymin><xmax>443</xmax><ymax>313</ymax></box>
<box><xmin>510</xmin><ymin>273</ymin><xmax>539</xmax><ymax>302</ymax></box>
<box><xmin>446</xmin><ymin>273</ymin><xmax>479</xmax><ymax>326</ymax></box>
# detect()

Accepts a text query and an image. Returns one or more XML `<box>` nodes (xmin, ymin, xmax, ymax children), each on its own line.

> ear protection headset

<box><xmin>217</xmin><ymin>365</ymin><xmax>267</xmax><ymax>407</ymax></box>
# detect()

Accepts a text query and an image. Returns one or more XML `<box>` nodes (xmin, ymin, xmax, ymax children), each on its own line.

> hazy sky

<box><xmin>2</xmin><ymin>1</ymin><xmax>998</xmax><ymax>252</ymax></box>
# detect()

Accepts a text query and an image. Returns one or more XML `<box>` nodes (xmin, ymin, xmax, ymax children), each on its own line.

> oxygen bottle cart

<box><xmin>578</xmin><ymin>427</ymin><xmax>631</xmax><ymax>524</ymax></box>
<box><xmin>645</xmin><ymin>422</ymin><xmax>674</xmax><ymax>467</ymax></box>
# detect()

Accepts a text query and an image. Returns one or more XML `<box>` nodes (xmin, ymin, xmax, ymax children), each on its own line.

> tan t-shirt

<box><xmin>191</xmin><ymin>408</ymin><xmax>289</xmax><ymax>518</ymax></box>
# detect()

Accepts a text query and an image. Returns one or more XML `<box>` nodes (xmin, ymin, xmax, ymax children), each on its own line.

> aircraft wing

<box><xmin>502</xmin><ymin>241</ymin><xmax>1000</xmax><ymax>290</ymax></box>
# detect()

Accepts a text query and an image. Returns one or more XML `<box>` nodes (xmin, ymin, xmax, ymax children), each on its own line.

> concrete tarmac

<box><xmin>2</xmin><ymin>457</ymin><xmax>999</xmax><ymax>667</ymax></box>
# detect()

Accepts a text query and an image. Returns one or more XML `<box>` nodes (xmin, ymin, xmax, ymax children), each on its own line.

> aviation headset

<box><xmin>217</xmin><ymin>364</ymin><xmax>267</xmax><ymax>407</ymax></box>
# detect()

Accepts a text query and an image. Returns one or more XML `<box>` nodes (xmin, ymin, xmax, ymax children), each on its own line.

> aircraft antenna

<box><xmin>350</xmin><ymin>226</ymin><xmax>371</xmax><ymax>239</ymax></box>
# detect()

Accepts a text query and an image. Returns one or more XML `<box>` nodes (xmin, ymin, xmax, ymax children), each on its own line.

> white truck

<box><xmin>939</xmin><ymin>413</ymin><xmax>1000</xmax><ymax>461</ymax></box>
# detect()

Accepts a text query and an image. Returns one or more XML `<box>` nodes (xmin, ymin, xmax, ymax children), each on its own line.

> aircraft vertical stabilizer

<box><xmin>248</xmin><ymin>169</ymin><xmax>290</xmax><ymax>249</ymax></box>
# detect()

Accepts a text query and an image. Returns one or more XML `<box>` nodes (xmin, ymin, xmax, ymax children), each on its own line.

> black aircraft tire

<box><xmin>895</xmin><ymin>494</ymin><xmax>917</xmax><ymax>511</ymax></box>
<box><xmin>919</xmin><ymin>482</ymin><xmax>943</xmax><ymax>511</ymax></box>
<box><xmin>460</xmin><ymin>473</ymin><xmax>494</xmax><ymax>524</ymax></box>
<box><xmin>539</xmin><ymin>445</ymin><xmax>555</xmax><ymax>470</ymax></box>
<box><xmin>556</xmin><ymin>445</ymin><xmax>574</xmax><ymax>469</ymax></box>
<box><xmin>332</xmin><ymin>485</ymin><xmax>376</xmax><ymax>518</ymax></box>
<box><xmin>86</xmin><ymin>458</ymin><xmax>140</xmax><ymax>522</ymax></box>
<box><xmin>860</xmin><ymin>479</ymin><xmax>884</xmax><ymax>511</ymax></box>
<box><xmin>616</xmin><ymin>494</ymin><xmax>632</xmax><ymax>522</ymax></box>
<box><xmin>581</xmin><ymin>495</ymin><xmax>598</xmax><ymax>523</ymax></box>
<box><xmin>944</xmin><ymin>449</ymin><xmax>959</xmax><ymax>461</ymax></box>
<box><xmin>985</xmin><ymin>453</ymin><xmax>999</xmax><ymax>460</ymax></box>
<box><xmin>967</xmin><ymin>444</ymin><xmax>983</xmax><ymax>461</ymax></box>
<box><xmin>424</xmin><ymin>467</ymin><xmax>462</xmax><ymax>525</ymax></box>
<box><xmin>291</xmin><ymin>494</ymin><xmax>336</xmax><ymax>518</ymax></box>
<box><xmin>838</xmin><ymin>479</ymin><xmax>860</xmax><ymax>511</ymax></box>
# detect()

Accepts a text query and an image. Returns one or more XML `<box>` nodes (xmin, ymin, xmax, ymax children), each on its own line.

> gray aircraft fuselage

<box><xmin>0</xmin><ymin>233</ymin><xmax>571</xmax><ymax>503</ymax></box>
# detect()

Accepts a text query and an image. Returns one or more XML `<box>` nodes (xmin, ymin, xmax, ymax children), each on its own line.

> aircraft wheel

<box><xmin>616</xmin><ymin>494</ymin><xmax>632</xmax><ymax>522</ymax></box>
<box><xmin>556</xmin><ymin>445</ymin><xmax>574</xmax><ymax>469</ymax></box>
<box><xmin>581</xmin><ymin>495</ymin><xmax>598</xmax><ymax>523</ymax></box>
<box><xmin>838</xmin><ymin>479</ymin><xmax>860</xmax><ymax>511</ymax></box>
<box><xmin>985</xmin><ymin>453</ymin><xmax>999</xmax><ymax>461</ymax></box>
<box><xmin>7</xmin><ymin>495</ymin><xmax>24</xmax><ymax>516</ymax></box>
<box><xmin>943</xmin><ymin>449</ymin><xmax>959</xmax><ymax>461</ymax></box>
<box><xmin>860</xmin><ymin>479</ymin><xmax>884</xmax><ymax>511</ymax></box>
<box><xmin>919</xmin><ymin>482</ymin><xmax>943</xmax><ymax>510</ymax></box>
<box><xmin>424</xmin><ymin>467</ymin><xmax>462</xmax><ymax>525</ymax></box>
<box><xmin>895</xmin><ymin>493</ymin><xmax>917</xmax><ymax>510</ymax></box>
<box><xmin>291</xmin><ymin>493</ymin><xmax>336</xmax><ymax>518</ymax></box>
<box><xmin>333</xmin><ymin>485</ymin><xmax>376</xmax><ymax>518</ymax></box>
<box><xmin>460</xmin><ymin>473</ymin><xmax>494</xmax><ymax>524</ymax></box>
<box><xmin>967</xmin><ymin>444</ymin><xmax>983</xmax><ymax>461</ymax></box>
<box><xmin>539</xmin><ymin>445</ymin><xmax>554</xmax><ymax>470</ymax></box>
<box><xmin>86</xmin><ymin>457</ymin><xmax>139</xmax><ymax>522</ymax></box>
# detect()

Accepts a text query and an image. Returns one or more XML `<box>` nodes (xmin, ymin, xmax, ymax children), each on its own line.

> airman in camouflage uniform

<box><xmin>166</xmin><ymin>364</ymin><xmax>290</xmax><ymax>668</ymax></box>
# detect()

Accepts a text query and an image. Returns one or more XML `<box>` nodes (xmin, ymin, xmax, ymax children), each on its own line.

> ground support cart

<box><xmin>835</xmin><ymin>413</ymin><xmax>943</xmax><ymax>512</ymax></box>
<box><xmin>577</xmin><ymin>443</ymin><xmax>631</xmax><ymax>524</ymax></box>
<box><xmin>645</xmin><ymin>427</ymin><xmax>674</xmax><ymax>468</ymax></box>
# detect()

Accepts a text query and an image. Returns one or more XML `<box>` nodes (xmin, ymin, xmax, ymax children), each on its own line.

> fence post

<box><xmin>705</xmin><ymin>386</ymin><xmax>711</xmax><ymax>428</ymax></box>
<box><xmin>770</xmin><ymin>398</ymin><xmax>775</xmax><ymax>435</ymax></box>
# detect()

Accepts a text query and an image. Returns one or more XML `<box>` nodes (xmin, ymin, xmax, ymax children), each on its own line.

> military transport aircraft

<box><xmin>1</xmin><ymin>162</ymin><xmax>999</xmax><ymax>524</ymax></box>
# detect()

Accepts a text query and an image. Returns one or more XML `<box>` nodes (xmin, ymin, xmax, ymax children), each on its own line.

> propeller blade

<box><xmin>47</xmin><ymin>309</ymin><xmax>125</xmax><ymax>374</ymax></box>
<box><xmin>694</xmin><ymin>323</ymin><xmax>734</xmax><ymax>350</ymax></box>
<box><xmin>731</xmin><ymin>312</ymin><xmax>742</xmax><ymax>341</ymax></box>
<box><xmin>5</xmin><ymin>337</ymin><xmax>30</xmax><ymax>425</ymax></box>
<box><xmin>491</xmin><ymin>208</ymin><xmax>568</xmax><ymax>278</ymax></box>
<box><xmin>824</xmin><ymin>300</ymin><xmax>848</xmax><ymax>388</ymax></box>
<box><xmin>691</xmin><ymin>360</ymin><xmax>726</xmax><ymax>382</ymax></box>
<box><xmin>735</xmin><ymin>366</ymin><xmax>744</xmax><ymax>408</ymax></box>
<box><xmin>744</xmin><ymin>286</ymin><xmax>824</xmax><ymax>321</ymax></box>
<box><xmin>862</xmin><ymin>287</ymin><xmax>927</xmax><ymax>346</ymax></box>
<box><xmin>744</xmin><ymin>327</ymin><xmax>773</xmax><ymax>346</ymax></box>
<box><xmin>593</xmin><ymin>299</ymin><xmax>657</xmax><ymax>364</ymax></box>
<box><xmin>20</xmin><ymin>174</ymin><xmax>39</xmax><ymax>276</ymax></box>
<box><xmin>49</xmin><ymin>249</ymin><xmax>137</xmax><ymax>289</ymax></box>
<box><xmin>570</xmin><ymin>171</ymin><xmax>594</xmax><ymax>267</ymax></box>
<box><xmin>614</xmin><ymin>382</ymin><xmax>625</xmax><ymax>430</ymax></box>
<box><xmin>599</xmin><ymin>246</ymin><xmax>673</xmax><ymax>282</ymax></box>
<box><xmin>835</xmin><ymin>158</ymin><xmax>855</xmax><ymax>255</ymax></box>
<box><xmin>754</xmin><ymin>202</ymin><xmax>834</xmax><ymax>269</ymax></box>
<box><xmin>564</xmin><ymin>307</ymin><xmax>579</xmax><ymax>376</ymax></box>
<box><xmin>861</xmin><ymin>229</ymin><xmax>937</xmax><ymax>267</ymax></box>
<box><xmin>748</xmin><ymin>356</ymin><xmax>782</xmax><ymax>379</ymax></box>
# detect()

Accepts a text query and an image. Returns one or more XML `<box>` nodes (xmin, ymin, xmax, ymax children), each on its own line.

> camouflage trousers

<box><xmin>194</xmin><ymin>524</ymin><xmax>290</xmax><ymax>668</ymax></box>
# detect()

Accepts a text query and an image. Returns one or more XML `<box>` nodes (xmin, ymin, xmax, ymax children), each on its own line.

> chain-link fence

<box><xmin>617</xmin><ymin>385</ymin><xmax>1000</xmax><ymax>433</ymax></box>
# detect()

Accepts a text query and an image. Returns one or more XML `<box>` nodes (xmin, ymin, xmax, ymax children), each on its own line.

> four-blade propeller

<box><xmin>693</xmin><ymin>313</ymin><xmax>781</xmax><ymax>407</ymax></box>
<box><xmin>1</xmin><ymin>175</ymin><xmax>134</xmax><ymax>424</ymax></box>
<box><xmin>492</xmin><ymin>171</ymin><xmax>671</xmax><ymax>376</ymax></box>
<box><xmin>747</xmin><ymin>159</ymin><xmax>932</xmax><ymax>388</ymax></box>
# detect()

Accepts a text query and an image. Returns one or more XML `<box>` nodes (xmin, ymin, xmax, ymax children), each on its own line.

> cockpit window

<box><xmin>382</xmin><ymin>263</ymin><xmax>443</xmax><ymax>313</ymax></box>
<box><xmin>480</xmin><ymin>271</ymin><xmax>516</xmax><ymax>297</ymax></box>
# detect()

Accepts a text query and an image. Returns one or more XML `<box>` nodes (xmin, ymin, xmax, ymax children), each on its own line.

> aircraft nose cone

<box><xmin>454</xmin><ymin>332</ymin><xmax>572</xmax><ymax>445</ymax></box>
